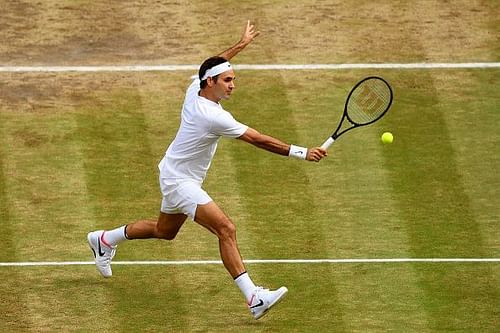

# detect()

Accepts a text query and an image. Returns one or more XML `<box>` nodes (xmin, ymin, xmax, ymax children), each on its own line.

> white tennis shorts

<box><xmin>159</xmin><ymin>178</ymin><xmax>212</xmax><ymax>219</ymax></box>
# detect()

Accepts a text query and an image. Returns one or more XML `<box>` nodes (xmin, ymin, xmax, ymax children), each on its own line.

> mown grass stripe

<box><xmin>435</xmin><ymin>70</ymin><xmax>500</xmax><ymax>255</ymax></box>
<box><xmin>0</xmin><ymin>114</ymin><xmax>31</xmax><ymax>330</ymax></box>
<box><xmin>381</xmin><ymin>47</ymin><xmax>497</xmax><ymax>333</ymax></box>
<box><xmin>75</xmin><ymin>89</ymin><xmax>172</xmax><ymax>332</ymax></box>
<box><xmin>75</xmin><ymin>91</ymin><xmax>157</xmax><ymax>224</ymax></box>
<box><xmin>0</xmin><ymin>117</ymin><xmax>14</xmax><ymax>261</ymax></box>
<box><xmin>385</xmin><ymin>75</ymin><xmax>490</xmax><ymax>255</ymax></box>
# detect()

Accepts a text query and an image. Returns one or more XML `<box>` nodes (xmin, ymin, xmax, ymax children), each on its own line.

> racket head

<box><xmin>345</xmin><ymin>76</ymin><xmax>393</xmax><ymax>126</ymax></box>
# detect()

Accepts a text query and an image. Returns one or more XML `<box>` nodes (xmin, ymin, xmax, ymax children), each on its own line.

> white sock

<box><xmin>102</xmin><ymin>225</ymin><xmax>128</xmax><ymax>247</ymax></box>
<box><xmin>234</xmin><ymin>272</ymin><xmax>257</xmax><ymax>302</ymax></box>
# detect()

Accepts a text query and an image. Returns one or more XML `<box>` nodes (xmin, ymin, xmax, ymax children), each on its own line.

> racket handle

<box><xmin>320</xmin><ymin>137</ymin><xmax>335</xmax><ymax>150</ymax></box>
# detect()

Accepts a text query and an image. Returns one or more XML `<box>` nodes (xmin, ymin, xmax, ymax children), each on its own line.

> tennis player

<box><xmin>88</xmin><ymin>21</ymin><xmax>327</xmax><ymax>320</ymax></box>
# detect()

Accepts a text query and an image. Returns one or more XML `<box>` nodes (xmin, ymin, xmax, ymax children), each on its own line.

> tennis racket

<box><xmin>321</xmin><ymin>76</ymin><xmax>393</xmax><ymax>150</ymax></box>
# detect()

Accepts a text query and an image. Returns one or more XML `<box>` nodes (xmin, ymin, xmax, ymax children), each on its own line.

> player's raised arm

<box><xmin>218</xmin><ymin>20</ymin><xmax>260</xmax><ymax>61</ymax></box>
<box><xmin>238</xmin><ymin>127</ymin><xmax>327</xmax><ymax>162</ymax></box>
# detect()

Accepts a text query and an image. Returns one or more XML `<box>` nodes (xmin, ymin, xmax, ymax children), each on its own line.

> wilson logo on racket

<box><xmin>356</xmin><ymin>86</ymin><xmax>386</xmax><ymax>114</ymax></box>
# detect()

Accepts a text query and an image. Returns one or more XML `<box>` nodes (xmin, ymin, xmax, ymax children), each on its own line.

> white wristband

<box><xmin>289</xmin><ymin>144</ymin><xmax>308</xmax><ymax>160</ymax></box>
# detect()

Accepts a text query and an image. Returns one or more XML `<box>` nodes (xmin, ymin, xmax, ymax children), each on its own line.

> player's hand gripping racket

<box><xmin>321</xmin><ymin>76</ymin><xmax>393</xmax><ymax>150</ymax></box>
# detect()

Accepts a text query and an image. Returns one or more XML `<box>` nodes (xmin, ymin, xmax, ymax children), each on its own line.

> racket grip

<box><xmin>320</xmin><ymin>137</ymin><xmax>335</xmax><ymax>150</ymax></box>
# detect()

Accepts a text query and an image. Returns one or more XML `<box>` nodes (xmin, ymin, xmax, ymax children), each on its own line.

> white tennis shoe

<box><xmin>248</xmin><ymin>286</ymin><xmax>288</xmax><ymax>320</ymax></box>
<box><xmin>87</xmin><ymin>230</ymin><xmax>116</xmax><ymax>278</ymax></box>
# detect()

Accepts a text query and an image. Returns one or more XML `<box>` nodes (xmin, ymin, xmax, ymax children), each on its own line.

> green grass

<box><xmin>1</xmin><ymin>70</ymin><xmax>499</xmax><ymax>332</ymax></box>
<box><xmin>0</xmin><ymin>264</ymin><xmax>498</xmax><ymax>332</ymax></box>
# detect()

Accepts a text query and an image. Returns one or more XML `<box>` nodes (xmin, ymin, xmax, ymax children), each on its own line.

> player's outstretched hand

<box><xmin>240</xmin><ymin>20</ymin><xmax>260</xmax><ymax>46</ymax></box>
<box><xmin>306</xmin><ymin>147</ymin><xmax>328</xmax><ymax>162</ymax></box>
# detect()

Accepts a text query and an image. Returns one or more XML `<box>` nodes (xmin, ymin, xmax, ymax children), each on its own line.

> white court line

<box><xmin>0</xmin><ymin>258</ymin><xmax>499</xmax><ymax>267</ymax></box>
<box><xmin>0</xmin><ymin>62</ymin><xmax>499</xmax><ymax>72</ymax></box>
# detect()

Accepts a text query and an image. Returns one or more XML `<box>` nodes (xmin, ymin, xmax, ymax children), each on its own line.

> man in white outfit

<box><xmin>88</xmin><ymin>21</ymin><xmax>327</xmax><ymax>320</ymax></box>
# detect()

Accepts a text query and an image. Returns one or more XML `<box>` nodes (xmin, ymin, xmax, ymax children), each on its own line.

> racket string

<box><xmin>347</xmin><ymin>79</ymin><xmax>391</xmax><ymax>125</ymax></box>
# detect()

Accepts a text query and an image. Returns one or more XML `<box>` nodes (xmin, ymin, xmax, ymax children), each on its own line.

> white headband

<box><xmin>201</xmin><ymin>62</ymin><xmax>232</xmax><ymax>81</ymax></box>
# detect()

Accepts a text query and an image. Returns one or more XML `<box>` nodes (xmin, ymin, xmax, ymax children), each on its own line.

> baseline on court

<box><xmin>1</xmin><ymin>258</ymin><xmax>499</xmax><ymax>267</ymax></box>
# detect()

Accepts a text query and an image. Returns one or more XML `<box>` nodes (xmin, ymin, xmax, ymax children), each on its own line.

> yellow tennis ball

<box><xmin>381</xmin><ymin>132</ymin><xmax>394</xmax><ymax>144</ymax></box>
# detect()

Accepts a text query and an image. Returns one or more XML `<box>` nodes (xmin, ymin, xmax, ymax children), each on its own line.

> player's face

<box><xmin>213</xmin><ymin>70</ymin><xmax>235</xmax><ymax>100</ymax></box>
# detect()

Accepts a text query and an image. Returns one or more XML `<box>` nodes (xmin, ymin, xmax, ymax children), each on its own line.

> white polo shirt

<box><xmin>159</xmin><ymin>77</ymin><xmax>248</xmax><ymax>183</ymax></box>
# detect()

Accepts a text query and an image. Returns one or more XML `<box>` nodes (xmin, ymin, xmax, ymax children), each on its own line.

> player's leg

<box><xmin>194</xmin><ymin>201</ymin><xmax>245</xmax><ymax>277</ymax></box>
<box><xmin>88</xmin><ymin>212</ymin><xmax>187</xmax><ymax>278</ymax></box>
<box><xmin>194</xmin><ymin>201</ymin><xmax>288</xmax><ymax>319</ymax></box>
<box><xmin>125</xmin><ymin>212</ymin><xmax>187</xmax><ymax>240</ymax></box>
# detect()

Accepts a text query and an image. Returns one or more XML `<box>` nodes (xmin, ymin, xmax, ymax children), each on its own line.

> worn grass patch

<box><xmin>1</xmin><ymin>1</ymin><xmax>498</xmax><ymax>64</ymax></box>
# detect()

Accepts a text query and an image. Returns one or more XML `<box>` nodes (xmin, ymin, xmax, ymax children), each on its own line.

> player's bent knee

<box><xmin>217</xmin><ymin>220</ymin><xmax>237</xmax><ymax>241</ymax></box>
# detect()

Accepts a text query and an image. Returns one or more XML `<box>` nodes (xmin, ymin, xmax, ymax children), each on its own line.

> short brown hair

<box><xmin>198</xmin><ymin>56</ymin><xmax>227</xmax><ymax>89</ymax></box>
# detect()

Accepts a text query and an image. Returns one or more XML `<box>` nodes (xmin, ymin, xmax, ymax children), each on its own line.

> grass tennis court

<box><xmin>1</xmin><ymin>1</ymin><xmax>499</xmax><ymax>332</ymax></box>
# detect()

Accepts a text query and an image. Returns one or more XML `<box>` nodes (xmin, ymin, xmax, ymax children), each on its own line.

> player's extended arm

<box><xmin>238</xmin><ymin>127</ymin><xmax>327</xmax><ymax>162</ymax></box>
<box><xmin>218</xmin><ymin>20</ymin><xmax>260</xmax><ymax>61</ymax></box>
